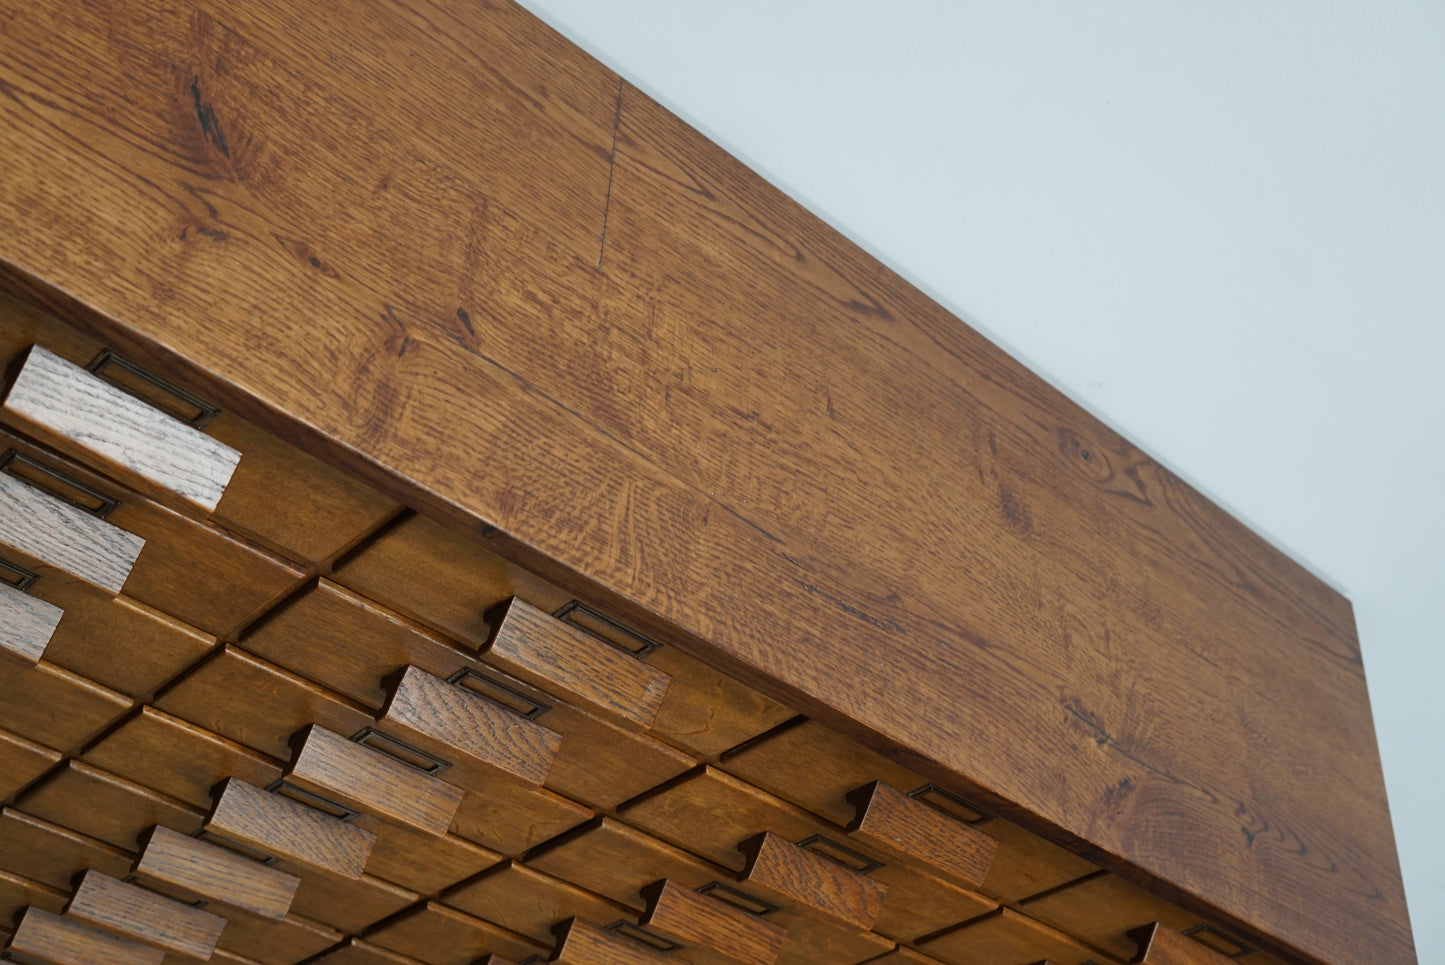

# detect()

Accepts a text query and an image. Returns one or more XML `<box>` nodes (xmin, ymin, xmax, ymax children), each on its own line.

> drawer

<box><xmin>313</xmin><ymin>938</ymin><xmax>435</xmax><ymax>964</ymax></box>
<box><xmin>867</xmin><ymin>862</ymin><xmax>994</xmax><ymax>943</ymax></box>
<box><xmin>212</xmin><ymin>909</ymin><xmax>342</xmax><ymax>965</ymax></box>
<box><xmin>16</xmin><ymin>761</ymin><xmax>205</xmax><ymax>852</ymax></box>
<box><xmin>0</xmin><ymin>807</ymin><xmax>134</xmax><ymax>890</ymax></box>
<box><xmin>0</xmin><ymin>654</ymin><xmax>132</xmax><ymax>752</ymax></box>
<box><xmin>204</xmin><ymin>778</ymin><xmax>375</xmax><ymax>879</ymax></box>
<box><xmin>360</xmin><ymin>821</ymin><xmax>502</xmax><ymax>896</ymax></box>
<box><xmin>550</xmin><ymin>917</ymin><xmax>674</xmax><ymax>964</ymax></box>
<box><xmin>719</xmin><ymin>720</ymin><xmax>1093</xmax><ymax>902</ymax></box>
<box><xmin>763</xmin><ymin>912</ymin><xmax>893</xmax><ymax>965</ymax></box>
<box><xmin>65</xmin><ymin>868</ymin><xmax>227</xmax><ymax>961</ymax></box>
<box><xmin>0</xmin><ymin>580</ymin><xmax>63</xmax><ymax>664</ymax></box>
<box><xmin>0</xmin><ymin>727</ymin><xmax>61</xmax><ymax>803</ymax></box>
<box><xmin>640</xmin><ymin>879</ymin><xmax>787</xmax><ymax>965</ymax></box>
<box><xmin>365</xmin><ymin>901</ymin><xmax>548</xmax><ymax>965</ymax></box>
<box><xmin>1129</xmin><ymin>922</ymin><xmax>1261</xmax><ymax>965</ymax></box>
<box><xmin>915</xmin><ymin>906</ymin><xmax>1117</xmax><ymax>965</ymax></box>
<box><xmin>441</xmin><ymin>860</ymin><xmax>635</xmax><ymax>945</ymax></box>
<box><xmin>2</xmin><ymin>344</ymin><xmax>241</xmax><ymax>518</ymax></box>
<box><xmin>285</xmin><ymin>869</ymin><xmax>418</xmax><ymax>935</ymax></box>
<box><xmin>0</xmin><ymin>867</ymin><xmax>68</xmax><ymax>926</ymax></box>
<box><xmin>449</xmin><ymin>776</ymin><xmax>592</xmax><ymax>859</ymax></box>
<box><xmin>133</xmin><ymin>825</ymin><xmax>299</xmax><ymax>921</ymax></box>
<box><xmin>7</xmin><ymin>905</ymin><xmax>164</xmax><ymax>965</ymax></box>
<box><xmin>1019</xmin><ymin>872</ymin><xmax>1207</xmax><ymax>962</ymax></box>
<box><xmin>0</xmin><ymin>427</ymin><xmax>304</xmax><ymax>637</ymax></box>
<box><xmin>335</xmin><ymin>517</ymin><xmax>793</xmax><ymax>760</ymax></box>
<box><xmin>737</xmin><ymin>832</ymin><xmax>884</xmax><ymax>932</ymax></box>
<box><xmin>81</xmin><ymin>707</ymin><xmax>284</xmax><ymax>810</ymax></box>
<box><xmin>0</xmin><ymin>471</ymin><xmax>142</xmax><ymax>598</ymax></box>
<box><xmin>153</xmin><ymin>645</ymin><xmax>372</xmax><ymax>762</ymax></box>
<box><xmin>205</xmin><ymin>412</ymin><xmax>399</xmax><ymax>567</ymax></box>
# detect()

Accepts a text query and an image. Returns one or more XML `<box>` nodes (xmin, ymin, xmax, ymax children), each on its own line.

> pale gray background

<box><xmin>512</xmin><ymin>2</ymin><xmax>1445</xmax><ymax>959</ymax></box>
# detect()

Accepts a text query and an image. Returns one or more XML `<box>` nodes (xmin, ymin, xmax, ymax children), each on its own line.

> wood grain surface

<box><xmin>64</xmin><ymin>868</ymin><xmax>226</xmax><ymax>959</ymax></box>
<box><xmin>483</xmin><ymin>597</ymin><xmax>671</xmax><ymax>730</ymax></box>
<box><xmin>550</xmin><ymin>917</ymin><xmax>674</xmax><ymax>965</ymax></box>
<box><xmin>2</xmin><ymin>345</ymin><xmax>241</xmax><ymax>512</ymax></box>
<box><xmin>133</xmin><ymin>824</ymin><xmax>299</xmax><ymax>921</ymax></box>
<box><xmin>1128</xmin><ymin>922</ymin><xmax>1236</xmax><ymax>965</ymax></box>
<box><xmin>916</xmin><ymin>906</ymin><xmax>1107</xmax><ymax>965</ymax></box>
<box><xmin>737</xmin><ymin>832</ymin><xmax>887</xmax><ymax>932</ymax></box>
<box><xmin>0</xmin><ymin>807</ymin><xmax>134</xmax><ymax>891</ymax></box>
<box><xmin>0</xmin><ymin>728</ymin><xmax>61</xmax><ymax>803</ymax></box>
<box><xmin>8</xmin><ymin>905</ymin><xmax>164</xmax><ymax>965</ymax></box>
<box><xmin>284</xmin><ymin>724</ymin><xmax>464</xmax><ymax>837</ymax></box>
<box><xmin>313</xmin><ymin>938</ymin><xmax>435</xmax><ymax>965</ymax></box>
<box><xmin>378</xmin><ymin>664</ymin><xmax>561</xmax><ymax>786</ymax></box>
<box><xmin>640</xmin><ymin>879</ymin><xmax>786</xmax><ymax>965</ymax></box>
<box><xmin>441</xmin><ymin>859</ymin><xmax>632</xmax><ymax>945</ymax></box>
<box><xmin>0</xmin><ymin>473</ymin><xmax>143</xmax><ymax>594</ymax></box>
<box><xmin>364</xmin><ymin>901</ymin><xmax>547</xmax><ymax>965</ymax></box>
<box><xmin>0</xmin><ymin>581</ymin><xmax>63</xmax><ymax>663</ymax></box>
<box><xmin>17</xmin><ymin>761</ymin><xmax>205</xmax><ymax>852</ymax></box>
<box><xmin>0</xmin><ymin>0</ymin><xmax>1410</xmax><ymax>962</ymax></box>
<box><xmin>206</xmin><ymin>777</ymin><xmax>376</xmax><ymax>878</ymax></box>
<box><xmin>846</xmin><ymin>781</ymin><xmax>998</xmax><ymax>890</ymax></box>
<box><xmin>0</xmin><ymin>657</ymin><xmax>133</xmax><ymax>754</ymax></box>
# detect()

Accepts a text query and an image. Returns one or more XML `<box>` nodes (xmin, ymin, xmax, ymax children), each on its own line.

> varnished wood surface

<box><xmin>0</xmin><ymin>1</ymin><xmax>1409</xmax><ymax>963</ymax></box>
<box><xmin>133</xmin><ymin>825</ymin><xmax>299</xmax><ymax>921</ymax></box>
<box><xmin>846</xmin><ymin>782</ymin><xmax>997</xmax><ymax>890</ymax></box>
<box><xmin>737</xmin><ymin>832</ymin><xmax>886</xmax><ymax>932</ymax></box>
<box><xmin>0</xmin><ymin>808</ymin><xmax>134</xmax><ymax>891</ymax></box>
<box><xmin>0</xmin><ymin>473</ymin><xmax>143</xmax><ymax>595</ymax></box>
<box><xmin>640</xmin><ymin>879</ymin><xmax>786</xmax><ymax>965</ymax></box>
<box><xmin>8</xmin><ymin>905</ymin><xmax>165</xmax><ymax>965</ymax></box>
<box><xmin>0</xmin><ymin>729</ymin><xmax>61</xmax><ymax>803</ymax></box>
<box><xmin>483</xmin><ymin>598</ymin><xmax>671</xmax><ymax>731</ymax></box>
<box><xmin>206</xmin><ymin>777</ymin><xmax>376</xmax><ymax>878</ymax></box>
<box><xmin>2</xmin><ymin>345</ymin><xmax>240</xmax><ymax>513</ymax></box>
<box><xmin>0</xmin><ymin>582</ymin><xmax>63</xmax><ymax>663</ymax></box>
<box><xmin>550</xmin><ymin>917</ymin><xmax>674</xmax><ymax>965</ymax></box>
<box><xmin>1129</xmin><ymin>922</ymin><xmax>1236</xmax><ymax>965</ymax></box>
<box><xmin>64</xmin><ymin>869</ymin><xmax>226</xmax><ymax>959</ymax></box>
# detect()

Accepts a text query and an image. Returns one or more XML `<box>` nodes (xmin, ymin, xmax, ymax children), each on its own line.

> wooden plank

<box><xmin>8</xmin><ymin>906</ymin><xmax>163</xmax><ymax>965</ymax></box>
<box><xmin>1129</xmin><ymin>922</ymin><xmax>1241</xmax><ymax>965</ymax></box>
<box><xmin>0</xmin><ymin>582</ymin><xmax>62</xmax><ymax>663</ymax></box>
<box><xmin>0</xmin><ymin>2</ymin><xmax>1411</xmax><ymax>964</ymax></box>
<box><xmin>64</xmin><ymin>869</ymin><xmax>226</xmax><ymax>959</ymax></box>
<box><xmin>284</xmin><ymin>724</ymin><xmax>463</xmax><ymax>837</ymax></box>
<box><xmin>0</xmin><ymin>472</ymin><xmax>143</xmax><ymax>594</ymax></box>
<box><xmin>378</xmin><ymin>664</ymin><xmax>561</xmax><ymax>786</ymax></box>
<box><xmin>483</xmin><ymin>597</ymin><xmax>671</xmax><ymax>731</ymax></box>
<box><xmin>640</xmin><ymin>879</ymin><xmax>786</xmax><ymax>965</ymax></box>
<box><xmin>550</xmin><ymin>917</ymin><xmax>674</xmax><ymax>965</ymax></box>
<box><xmin>736</xmin><ymin>832</ymin><xmax>886</xmax><ymax>932</ymax></box>
<box><xmin>205</xmin><ymin>777</ymin><xmax>376</xmax><ymax>878</ymax></box>
<box><xmin>3</xmin><ymin>345</ymin><xmax>240</xmax><ymax>513</ymax></box>
<box><xmin>133</xmin><ymin>824</ymin><xmax>299</xmax><ymax>921</ymax></box>
<box><xmin>846</xmin><ymin>781</ymin><xmax>998</xmax><ymax>890</ymax></box>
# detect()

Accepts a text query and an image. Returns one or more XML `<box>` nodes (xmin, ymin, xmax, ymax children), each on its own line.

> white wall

<box><xmin>512</xmin><ymin>2</ymin><xmax>1445</xmax><ymax>960</ymax></box>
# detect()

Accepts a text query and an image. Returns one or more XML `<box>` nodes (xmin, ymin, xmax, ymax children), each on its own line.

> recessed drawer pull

<box><xmin>485</xmin><ymin>598</ymin><xmax>671</xmax><ymax>731</ymax></box>
<box><xmin>63</xmin><ymin>869</ymin><xmax>226</xmax><ymax>960</ymax></box>
<box><xmin>351</xmin><ymin>725</ymin><xmax>451</xmax><ymax>776</ymax></box>
<box><xmin>2</xmin><ymin>346</ymin><xmax>240</xmax><ymax>513</ymax></box>
<box><xmin>795</xmin><ymin>834</ymin><xmax>884</xmax><ymax>874</ymax></box>
<box><xmin>0</xmin><ymin>580</ymin><xmax>63</xmax><ymax>663</ymax></box>
<box><xmin>737</xmin><ymin>832</ymin><xmax>888</xmax><ymax>931</ymax></box>
<box><xmin>380</xmin><ymin>665</ymin><xmax>562</xmax><ymax>786</ymax></box>
<box><xmin>132</xmin><ymin>824</ymin><xmax>299</xmax><ymax>921</ymax></box>
<box><xmin>847</xmin><ymin>781</ymin><xmax>999</xmax><ymax>889</ymax></box>
<box><xmin>7</xmin><ymin>905</ymin><xmax>164</xmax><ymax>965</ymax></box>
<box><xmin>640</xmin><ymin>879</ymin><xmax>787</xmax><ymax>965</ymax></box>
<box><xmin>447</xmin><ymin>667</ymin><xmax>553</xmax><ymax>722</ymax></box>
<box><xmin>283</xmin><ymin>724</ymin><xmax>463</xmax><ymax>837</ymax></box>
<box><xmin>1</xmin><ymin>450</ymin><xmax>120</xmax><ymax>518</ymax></box>
<box><xmin>553</xmin><ymin>599</ymin><xmax>664</xmax><ymax>658</ymax></box>
<box><xmin>86</xmin><ymin>349</ymin><xmax>221</xmax><ymax>428</ymax></box>
<box><xmin>549</xmin><ymin>917</ymin><xmax>675</xmax><ymax>965</ymax></box>
<box><xmin>205</xmin><ymin>777</ymin><xmax>377</xmax><ymax>879</ymax></box>
<box><xmin>0</xmin><ymin>472</ymin><xmax>144</xmax><ymax>594</ymax></box>
<box><xmin>1129</xmin><ymin>922</ymin><xmax>1251</xmax><ymax>963</ymax></box>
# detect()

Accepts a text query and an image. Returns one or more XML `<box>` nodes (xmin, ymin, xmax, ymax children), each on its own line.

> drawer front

<box><xmin>449</xmin><ymin>780</ymin><xmax>593</xmax><ymax>859</ymax></box>
<box><xmin>641</xmin><ymin>646</ymin><xmax>794</xmax><ymax>762</ymax></box>
<box><xmin>916</xmin><ymin>907</ymin><xmax>1117</xmax><ymax>965</ymax></box>
<box><xmin>212</xmin><ymin>909</ymin><xmax>342</xmax><ymax>965</ymax></box>
<box><xmin>81</xmin><ymin>707</ymin><xmax>284</xmax><ymax>810</ymax></box>
<box><xmin>134</xmin><ymin>825</ymin><xmax>299</xmax><ymax>922</ymax></box>
<box><xmin>0</xmin><ymin>807</ymin><xmax>134</xmax><ymax>890</ymax></box>
<box><xmin>359</xmin><ymin>820</ymin><xmax>502</xmax><ymax>896</ymax></box>
<box><xmin>0</xmin><ymin>470</ymin><xmax>143</xmax><ymax>595</ymax></box>
<box><xmin>16</xmin><ymin>761</ymin><xmax>205</xmax><ymax>852</ymax></box>
<box><xmin>441</xmin><ymin>860</ymin><xmax>634</xmax><ymax>945</ymax></box>
<box><xmin>1020</xmin><ymin>873</ymin><xmax>1207</xmax><ymax>962</ymax></box>
<box><xmin>284</xmin><ymin>870</ymin><xmax>418</xmax><ymax>935</ymax></box>
<box><xmin>154</xmin><ymin>646</ymin><xmax>371</xmax><ymax>762</ymax></box>
<box><xmin>0</xmin><ymin>580</ymin><xmax>63</xmax><ymax>664</ymax></box>
<box><xmin>0</xmin><ymin>656</ymin><xmax>132</xmax><ymax>752</ymax></box>
<box><xmin>365</xmin><ymin>902</ymin><xmax>548</xmax><ymax>965</ymax></box>
<box><xmin>66</xmin><ymin>868</ymin><xmax>227</xmax><ymax>960</ymax></box>
<box><xmin>0</xmin><ymin>727</ymin><xmax>61</xmax><ymax>802</ymax></box>
<box><xmin>8</xmin><ymin>905</ymin><xmax>164</xmax><ymax>965</ymax></box>
<box><xmin>0</xmin><ymin>866</ymin><xmax>68</xmax><ymax>924</ymax></box>
<box><xmin>205</xmin><ymin>778</ymin><xmax>376</xmax><ymax>879</ymax></box>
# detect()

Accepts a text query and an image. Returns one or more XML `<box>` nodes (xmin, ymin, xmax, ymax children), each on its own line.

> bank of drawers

<box><xmin>0</xmin><ymin>303</ymin><xmax>1299</xmax><ymax>965</ymax></box>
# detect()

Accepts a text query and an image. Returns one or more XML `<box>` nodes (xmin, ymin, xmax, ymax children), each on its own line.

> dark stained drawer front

<box><xmin>0</xmin><ymin>808</ymin><xmax>133</xmax><ymax>891</ymax></box>
<box><xmin>0</xmin><ymin>867</ymin><xmax>68</xmax><ymax>923</ymax></box>
<box><xmin>16</xmin><ymin>762</ymin><xmax>204</xmax><ymax>853</ymax></box>
<box><xmin>1020</xmin><ymin>873</ymin><xmax>1209</xmax><ymax>963</ymax></box>
<box><xmin>364</xmin><ymin>902</ymin><xmax>547</xmax><ymax>965</ymax></box>
<box><xmin>441</xmin><ymin>860</ymin><xmax>634</xmax><ymax>945</ymax></box>
<box><xmin>0</xmin><ymin>727</ymin><xmax>61</xmax><ymax>802</ymax></box>
<box><xmin>0</xmin><ymin>657</ymin><xmax>131</xmax><ymax>754</ymax></box>
<box><xmin>916</xmin><ymin>907</ymin><xmax>1116</xmax><ymax>965</ymax></box>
